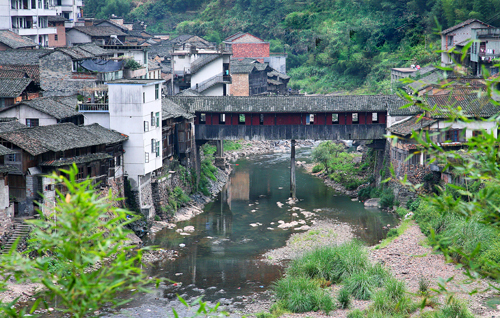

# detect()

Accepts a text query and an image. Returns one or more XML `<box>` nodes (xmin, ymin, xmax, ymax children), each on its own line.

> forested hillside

<box><xmin>84</xmin><ymin>0</ymin><xmax>500</xmax><ymax>93</ymax></box>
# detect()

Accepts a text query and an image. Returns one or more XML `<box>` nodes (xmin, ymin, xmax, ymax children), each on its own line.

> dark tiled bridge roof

<box><xmin>169</xmin><ymin>95</ymin><xmax>407</xmax><ymax>113</ymax></box>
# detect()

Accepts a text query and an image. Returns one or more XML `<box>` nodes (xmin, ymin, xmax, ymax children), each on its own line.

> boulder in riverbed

<box><xmin>364</xmin><ymin>198</ymin><xmax>380</xmax><ymax>208</ymax></box>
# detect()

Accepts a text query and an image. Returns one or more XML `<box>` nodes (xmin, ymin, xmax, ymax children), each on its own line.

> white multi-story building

<box><xmin>107</xmin><ymin>79</ymin><xmax>165</xmax><ymax>187</ymax></box>
<box><xmin>0</xmin><ymin>0</ymin><xmax>82</xmax><ymax>47</ymax></box>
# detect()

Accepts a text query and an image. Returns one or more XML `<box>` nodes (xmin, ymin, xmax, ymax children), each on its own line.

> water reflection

<box><xmin>145</xmin><ymin>149</ymin><xmax>398</xmax><ymax>301</ymax></box>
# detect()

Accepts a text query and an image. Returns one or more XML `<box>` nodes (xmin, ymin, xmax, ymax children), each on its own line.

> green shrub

<box><xmin>434</xmin><ymin>300</ymin><xmax>475</xmax><ymax>318</ymax></box>
<box><xmin>273</xmin><ymin>276</ymin><xmax>334</xmax><ymax>313</ymax></box>
<box><xmin>343</xmin><ymin>271</ymin><xmax>376</xmax><ymax>300</ymax></box>
<box><xmin>379</xmin><ymin>188</ymin><xmax>395</xmax><ymax>208</ymax></box>
<box><xmin>406</xmin><ymin>197</ymin><xmax>421</xmax><ymax>211</ymax></box>
<box><xmin>202</xmin><ymin>143</ymin><xmax>216</xmax><ymax>155</ymax></box>
<box><xmin>372</xmin><ymin>278</ymin><xmax>414</xmax><ymax>316</ymax></box>
<box><xmin>312</xmin><ymin>163</ymin><xmax>325</xmax><ymax>173</ymax></box>
<box><xmin>395</xmin><ymin>207</ymin><xmax>409</xmax><ymax>218</ymax></box>
<box><xmin>347</xmin><ymin>309</ymin><xmax>364</xmax><ymax>318</ymax></box>
<box><xmin>358</xmin><ymin>187</ymin><xmax>371</xmax><ymax>201</ymax></box>
<box><xmin>418</xmin><ymin>277</ymin><xmax>429</xmax><ymax>295</ymax></box>
<box><xmin>223</xmin><ymin>140</ymin><xmax>242</xmax><ymax>151</ymax></box>
<box><xmin>386</xmin><ymin>228</ymin><xmax>399</xmax><ymax>239</ymax></box>
<box><xmin>337</xmin><ymin>286</ymin><xmax>351</xmax><ymax>309</ymax></box>
<box><xmin>124</xmin><ymin>59</ymin><xmax>142</xmax><ymax>70</ymax></box>
<box><xmin>287</xmin><ymin>240</ymin><xmax>369</xmax><ymax>283</ymax></box>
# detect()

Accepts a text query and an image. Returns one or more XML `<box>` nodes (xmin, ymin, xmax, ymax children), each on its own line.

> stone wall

<box><xmin>139</xmin><ymin>175</ymin><xmax>156</xmax><ymax>220</ymax></box>
<box><xmin>40</xmin><ymin>51</ymin><xmax>96</xmax><ymax>96</ymax></box>
<box><xmin>97</xmin><ymin>176</ymin><xmax>126</xmax><ymax>208</ymax></box>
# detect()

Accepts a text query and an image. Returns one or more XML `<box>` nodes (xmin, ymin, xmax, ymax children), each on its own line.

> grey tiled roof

<box><xmin>426</xmin><ymin>93</ymin><xmax>499</xmax><ymax>118</ymax></box>
<box><xmin>405</xmin><ymin>71</ymin><xmax>445</xmax><ymax>92</ymax></box>
<box><xmin>176</xmin><ymin>89</ymin><xmax>201</xmax><ymax>96</ymax></box>
<box><xmin>0</xmin><ymin>165</ymin><xmax>21</xmax><ymax>174</ymax></box>
<box><xmin>47</xmin><ymin>15</ymin><xmax>68</xmax><ymax>22</ymax></box>
<box><xmin>78</xmin><ymin>43</ymin><xmax>111</xmax><ymax>56</ymax></box>
<box><xmin>387</xmin><ymin>116</ymin><xmax>437</xmax><ymax>137</ymax></box>
<box><xmin>72</xmin><ymin>26</ymin><xmax>127</xmax><ymax>37</ymax></box>
<box><xmin>0</xmin><ymin>69</ymin><xmax>28</xmax><ymax>78</ymax></box>
<box><xmin>95</xmin><ymin>20</ymin><xmax>130</xmax><ymax>32</ymax></box>
<box><xmin>80</xmin><ymin>123</ymin><xmax>129</xmax><ymax>145</ymax></box>
<box><xmin>169</xmin><ymin>95</ymin><xmax>407</xmax><ymax>113</ymax></box>
<box><xmin>162</xmin><ymin>98</ymin><xmax>195</xmax><ymax>120</ymax></box>
<box><xmin>7</xmin><ymin>96</ymin><xmax>81</xmax><ymax>120</ymax></box>
<box><xmin>0</xmin><ymin>49</ymin><xmax>46</xmax><ymax>65</ymax></box>
<box><xmin>0</xmin><ymin>123</ymin><xmax>126</xmax><ymax>156</ymax></box>
<box><xmin>441</xmin><ymin>19</ymin><xmax>494</xmax><ymax>35</ymax></box>
<box><xmin>268</xmin><ymin>70</ymin><xmax>290</xmax><ymax>80</ymax></box>
<box><xmin>0</xmin><ymin>121</ymin><xmax>27</xmax><ymax>133</ymax></box>
<box><xmin>40</xmin><ymin>153</ymin><xmax>112</xmax><ymax>167</ymax></box>
<box><xmin>0</xmin><ymin>78</ymin><xmax>32</xmax><ymax>97</ymax></box>
<box><xmin>0</xmin><ymin>30</ymin><xmax>36</xmax><ymax>49</ymax></box>
<box><xmin>225</xmin><ymin>32</ymin><xmax>246</xmax><ymax>42</ymax></box>
<box><xmin>0</xmin><ymin>144</ymin><xmax>16</xmax><ymax>156</ymax></box>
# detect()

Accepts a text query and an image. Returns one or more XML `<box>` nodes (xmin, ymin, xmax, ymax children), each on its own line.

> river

<box><xmin>106</xmin><ymin>148</ymin><xmax>398</xmax><ymax>317</ymax></box>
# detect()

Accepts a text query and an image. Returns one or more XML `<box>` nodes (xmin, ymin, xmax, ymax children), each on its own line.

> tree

<box><xmin>0</xmin><ymin>165</ymin><xmax>155</xmax><ymax>318</ymax></box>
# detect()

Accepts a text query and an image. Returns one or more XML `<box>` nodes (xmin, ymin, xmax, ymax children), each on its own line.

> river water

<box><xmin>115</xmin><ymin>148</ymin><xmax>398</xmax><ymax>314</ymax></box>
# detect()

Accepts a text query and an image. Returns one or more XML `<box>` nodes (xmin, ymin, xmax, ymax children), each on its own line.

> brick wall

<box><xmin>40</xmin><ymin>51</ymin><xmax>96</xmax><ymax>96</ymax></box>
<box><xmin>48</xmin><ymin>22</ymin><xmax>66</xmax><ymax>47</ymax></box>
<box><xmin>232</xmin><ymin>43</ymin><xmax>270</xmax><ymax>59</ymax></box>
<box><xmin>229</xmin><ymin>73</ymin><xmax>249</xmax><ymax>96</ymax></box>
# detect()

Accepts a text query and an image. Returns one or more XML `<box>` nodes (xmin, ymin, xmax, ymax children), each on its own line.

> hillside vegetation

<box><xmin>85</xmin><ymin>0</ymin><xmax>500</xmax><ymax>93</ymax></box>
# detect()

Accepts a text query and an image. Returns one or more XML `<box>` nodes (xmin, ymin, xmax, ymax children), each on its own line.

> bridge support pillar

<box><xmin>290</xmin><ymin>139</ymin><xmax>296</xmax><ymax>200</ymax></box>
<box><xmin>216</xmin><ymin>139</ymin><xmax>224</xmax><ymax>157</ymax></box>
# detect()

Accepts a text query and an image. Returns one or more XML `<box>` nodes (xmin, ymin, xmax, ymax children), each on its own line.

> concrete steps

<box><xmin>0</xmin><ymin>219</ymin><xmax>31</xmax><ymax>254</ymax></box>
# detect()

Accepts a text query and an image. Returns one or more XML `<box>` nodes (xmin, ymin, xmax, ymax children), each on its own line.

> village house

<box><xmin>47</xmin><ymin>15</ymin><xmax>68</xmax><ymax>47</ymax></box>
<box><xmin>0</xmin><ymin>78</ymin><xmax>39</xmax><ymax>108</ymax></box>
<box><xmin>0</xmin><ymin>95</ymin><xmax>83</xmax><ymax>126</ymax></box>
<box><xmin>66</xmin><ymin>25</ymin><xmax>127</xmax><ymax>46</ymax></box>
<box><xmin>224</xmin><ymin>32</ymin><xmax>287</xmax><ymax>74</ymax></box>
<box><xmin>0</xmin><ymin>122</ymin><xmax>127</xmax><ymax>216</ymax></box>
<box><xmin>161</xmin><ymin>98</ymin><xmax>195</xmax><ymax>165</ymax></box>
<box><xmin>387</xmin><ymin>92</ymin><xmax>499</xmax><ymax>186</ymax></box>
<box><xmin>0</xmin><ymin>30</ymin><xmax>37</xmax><ymax>51</ymax></box>
<box><xmin>39</xmin><ymin>43</ymin><xmax>123</xmax><ymax>96</ymax></box>
<box><xmin>229</xmin><ymin>58</ymin><xmax>271</xmax><ymax>96</ymax></box>
<box><xmin>267</xmin><ymin>69</ymin><xmax>290</xmax><ymax>95</ymax></box>
<box><xmin>0</xmin><ymin>49</ymin><xmax>46</xmax><ymax>86</ymax></box>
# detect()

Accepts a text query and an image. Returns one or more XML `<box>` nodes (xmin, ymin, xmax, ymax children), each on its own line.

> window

<box><xmin>151</xmin><ymin>139</ymin><xmax>156</xmax><ymax>153</ymax></box>
<box><xmin>145</xmin><ymin>152</ymin><xmax>149</xmax><ymax>163</ymax></box>
<box><xmin>200</xmin><ymin>113</ymin><xmax>206</xmax><ymax>124</ymax></box>
<box><xmin>306</xmin><ymin>114</ymin><xmax>314</xmax><ymax>125</ymax></box>
<box><xmin>397</xmin><ymin>152</ymin><xmax>401</xmax><ymax>161</ymax></box>
<box><xmin>220</xmin><ymin>113</ymin><xmax>225</xmax><ymax>124</ymax></box>
<box><xmin>151</xmin><ymin>112</ymin><xmax>155</xmax><ymax>127</ymax></box>
<box><xmin>156</xmin><ymin>112</ymin><xmax>160</xmax><ymax>127</ymax></box>
<box><xmin>7</xmin><ymin>153</ymin><xmax>19</xmax><ymax>162</ymax></box>
<box><xmin>352</xmin><ymin>113</ymin><xmax>359</xmax><ymax>123</ymax></box>
<box><xmin>54</xmin><ymin>34</ymin><xmax>58</xmax><ymax>41</ymax></box>
<box><xmin>447</xmin><ymin>35</ymin><xmax>454</xmax><ymax>47</ymax></box>
<box><xmin>372</xmin><ymin>113</ymin><xmax>378</xmax><ymax>122</ymax></box>
<box><xmin>472</xmin><ymin>130</ymin><xmax>483</xmax><ymax>138</ymax></box>
<box><xmin>26</xmin><ymin>118</ymin><xmax>39</xmax><ymax>127</ymax></box>
<box><xmin>260</xmin><ymin>114</ymin><xmax>264</xmax><ymax>125</ymax></box>
<box><xmin>156</xmin><ymin>140</ymin><xmax>160</xmax><ymax>157</ymax></box>
<box><xmin>144</xmin><ymin>121</ymin><xmax>149</xmax><ymax>132</ymax></box>
<box><xmin>155</xmin><ymin>84</ymin><xmax>159</xmax><ymax>100</ymax></box>
<box><xmin>239</xmin><ymin>114</ymin><xmax>245</xmax><ymax>125</ymax></box>
<box><xmin>445</xmin><ymin>129</ymin><xmax>461</xmax><ymax>142</ymax></box>
<box><xmin>332</xmin><ymin>114</ymin><xmax>339</xmax><ymax>124</ymax></box>
<box><xmin>408</xmin><ymin>153</ymin><xmax>419</xmax><ymax>165</ymax></box>
<box><xmin>143</xmin><ymin>92</ymin><xmax>145</xmax><ymax>103</ymax></box>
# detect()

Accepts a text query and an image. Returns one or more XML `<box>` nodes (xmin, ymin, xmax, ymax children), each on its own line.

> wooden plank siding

<box><xmin>194</xmin><ymin>111</ymin><xmax>387</xmax><ymax>140</ymax></box>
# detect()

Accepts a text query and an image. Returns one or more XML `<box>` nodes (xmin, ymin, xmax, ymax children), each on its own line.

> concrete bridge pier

<box><xmin>214</xmin><ymin>139</ymin><xmax>225</xmax><ymax>168</ymax></box>
<box><xmin>216</xmin><ymin>139</ymin><xmax>224</xmax><ymax>157</ymax></box>
<box><xmin>290</xmin><ymin>139</ymin><xmax>296</xmax><ymax>200</ymax></box>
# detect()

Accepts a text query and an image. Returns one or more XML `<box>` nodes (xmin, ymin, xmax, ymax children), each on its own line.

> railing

<box><xmin>78</xmin><ymin>103</ymin><xmax>109</xmax><ymax>112</ymax></box>
<box><xmin>190</xmin><ymin>54</ymin><xmax>220</xmax><ymax>74</ymax></box>
<box><xmin>476</xmin><ymin>28</ymin><xmax>500</xmax><ymax>38</ymax></box>
<box><xmin>195</xmin><ymin>72</ymin><xmax>231</xmax><ymax>93</ymax></box>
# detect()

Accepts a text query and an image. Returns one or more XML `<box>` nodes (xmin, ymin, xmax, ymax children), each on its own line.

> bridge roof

<box><xmin>169</xmin><ymin>95</ymin><xmax>406</xmax><ymax>113</ymax></box>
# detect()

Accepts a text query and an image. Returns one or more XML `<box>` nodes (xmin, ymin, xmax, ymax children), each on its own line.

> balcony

<box><xmin>78</xmin><ymin>103</ymin><xmax>109</xmax><ymax>112</ymax></box>
<box><xmin>123</xmin><ymin>67</ymin><xmax>147</xmax><ymax>79</ymax></box>
<box><xmin>194</xmin><ymin>72</ymin><xmax>231</xmax><ymax>93</ymax></box>
<box><xmin>476</xmin><ymin>28</ymin><xmax>500</xmax><ymax>38</ymax></box>
<box><xmin>14</xmin><ymin>27</ymin><xmax>57</xmax><ymax>36</ymax></box>
<box><xmin>10</xmin><ymin>8</ymin><xmax>57</xmax><ymax>16</ymax></box>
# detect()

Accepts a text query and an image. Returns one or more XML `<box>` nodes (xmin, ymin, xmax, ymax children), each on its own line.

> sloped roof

<box><xmin>230</xmin><ymin>58</ymin><xmax>267</xmax><ymax>74</ymax></box>
<box><xmin>0</xmin><ymin>144</ymin><xmax>16</xmax><ymax>156</ymax></box>
<box><xmin>71</xmin><ymin>26</ymin><xmax>127</xmax><ymax>37</ymax></box>
<box><xmin>0</xmin><ymin>121</ymin><xmax>27</xmax><ymax>133</ymax></box>
<box><xmin>406</xmin><ymin>71</ymin><xmax>445</xmax><ymax>92</ymax></box>
<box><xmin>80</xmin><ymin>123</ymin><xmax>128</xmax><ymax>145</ymax></box>
<box><xmin>225</xmin><ymin>32</ymin><xmax>246</xmax><ymax>42</ymax></box>
<box><xmin>169</xmin><ymin>95</ymin><xmax>407</xmax><ymax>113</ymax></box>
<box><xmin>387</xmin><ymin>115</ymin><xmax>437</xmax><ymax>137</ymax></box>
<box><xmin>47</xmin><ymin>15</ymin><xmax>68</xmax><ymax>22</ymax></box>
<box><xmin>0</xmin><ymin>68</ymin><xmax>28</xmax><ymax>78</ymax></box>
<box><xmin>441</xmin><ymin>19</ymin><xmax>494</xmax><ymax>35</ymax></box>
<box><xmin>148</xmin><ymin>59</ymin><xmax>161</xmax><ymax>71</ymax></box>
<box><xmin>162</xmin><ymin>98</ymin><xmax>195</xmax><ymax>120</ymax></box>
<box><xmin>0</xmin><ymin>78</ymin><xmax>32</xmax><ymax>98</ymax></box>
<box><xmin>0</xmin><ymin>30</ymin><xmax>37</xmax><ymax>49</ymax></box>
<box><xmin>78</xmin><ymin>43</ymin><xmax>111</xmax><ymax>56</ymax></box>
<box><xmin>176</xmin><ymin>89</ymin><xmax>201</xmax><ymax>96</ymax></box>
<box><xmin>13</xmin><ymin>96</ymin><xmax>80</xmax><ymax>120</ymax></box>
<box><xmin>0</xmin><ymin>50</ymin><xmax>46</xmax><ymax>65</ymax></box>
<box><xmin>40</xmin><ymin>153</ymin><xmax>112</xmax><ymax>167</ymax></box>
<box><xmin>0</xmin><ymin>123</ymin><xmax>125</xmax><ymax>156</ymax></box>
<box><xmin>95</xmin><ymin>20</ymin><xmax>130</xmax><ymax>32</ymax></box>
<box><xmin>426</xmin><ymin>93</ymin><xmax>499</xmax><ymax>118</ymax></box>
<box><xmin>0</xmin><ymin>65</ymin><xmax>39</xmax><ymax>84</ymax></box>
<box><xmin>268</xmin><ymin>70</ymin><xmax>290</xmax><ymax>80</ymax></box>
